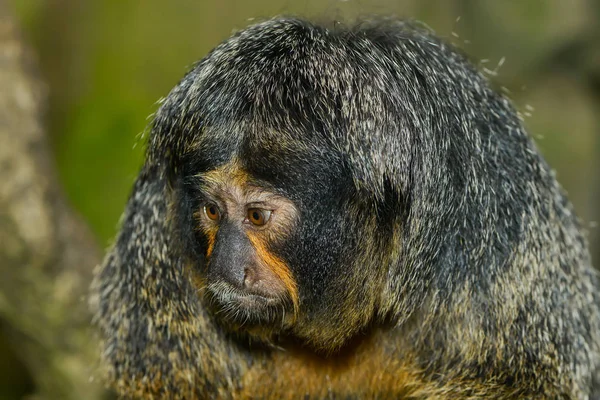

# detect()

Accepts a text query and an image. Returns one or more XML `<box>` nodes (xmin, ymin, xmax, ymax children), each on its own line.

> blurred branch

<box><xmin>0</xmin><ymin>2</ymin><xmax>105</xmax><ymax>399</ymax></box>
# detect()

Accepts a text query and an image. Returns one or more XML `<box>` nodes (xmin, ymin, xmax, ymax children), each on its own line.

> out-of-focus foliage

<box><xmin>3</xmin><ymin>0</ymin><xmax>599</xmax><ymax>397</ymax></box>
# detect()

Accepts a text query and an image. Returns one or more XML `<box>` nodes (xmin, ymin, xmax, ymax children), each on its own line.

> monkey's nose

<box><xmin>207</xmin><ymin>223</ymin><xmax>255</xmax><ymax>289</ymax></box>
<box><xmin>208</xmin><ymin>264</ymin><xmax>257</xmax><ymax>291</ymax></box>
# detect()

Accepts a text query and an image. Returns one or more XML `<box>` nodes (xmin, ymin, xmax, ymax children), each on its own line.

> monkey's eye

<box><xmin>247</xmin><ymin>208</ymin><xmax>272</xmax><ymax>226</ymax></box>
<box><xmin>204</xmin><ymin>204</ymin><xmax>221</xmax><ymax>222</ymax></box>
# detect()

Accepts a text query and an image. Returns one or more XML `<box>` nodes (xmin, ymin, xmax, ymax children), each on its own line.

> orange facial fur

<box><xmin>205</xmin><ymin>229</ymin><xmax>216</xmax><ymax>258</ymax></box>
<box><xmin>247</xmin><ymin>232</ymin><xmax>300</xmax><ymax>316</ymax></box>
<box><xmin>199</xmin><ymin>162</ymin><xmax>250</xmax><ymax>200</ymax></box>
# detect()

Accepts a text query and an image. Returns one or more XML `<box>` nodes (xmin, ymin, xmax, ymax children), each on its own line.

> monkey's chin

<box><xmin>205</xmin><ymin>281</ymin><xmax>291</xmax><ymax>331</ymax></box>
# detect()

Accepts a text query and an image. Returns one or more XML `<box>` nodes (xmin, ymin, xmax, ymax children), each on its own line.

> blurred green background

<box><xmin>3</xmin><ymin>0</ymin><xmax>600</xmax><ymax>398</ymax></box>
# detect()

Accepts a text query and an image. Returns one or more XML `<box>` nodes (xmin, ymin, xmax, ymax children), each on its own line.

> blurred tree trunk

<box><xmin>0</xmin><ymin>2</ymin><xmax>105</xmax><ymax>399</ymax></box>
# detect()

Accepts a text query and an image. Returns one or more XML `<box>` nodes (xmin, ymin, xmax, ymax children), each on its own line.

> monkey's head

<box><xmin>162</xmin><ymin>62</ymin><xmax>391</xmax><ymax>350</ymax></box>
<box><xmin>94</xmin><ymin>16</ymin><xmax>538</xmax><ymax>369</ymax></box>
<box><xmin>141</xmin><ymin>18</ymin><xmax>428</xmax><ymax>351</ymax></box>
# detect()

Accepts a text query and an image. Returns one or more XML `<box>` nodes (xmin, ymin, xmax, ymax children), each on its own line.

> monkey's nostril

<box><xmin>243</xmin><ymin>267</ymin><xmax>256</xmax><ymax>288</ymax></box>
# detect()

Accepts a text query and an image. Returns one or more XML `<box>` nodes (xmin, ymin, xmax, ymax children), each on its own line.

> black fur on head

<box><xmin>92</xmin><ymin>17</ymin><xmax>600</xmax><ymax>397</ymax></box>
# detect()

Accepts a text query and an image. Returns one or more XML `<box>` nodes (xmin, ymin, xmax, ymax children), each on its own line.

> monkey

<box><xmin>90</xmin><ymin>16</ymin><xmax>600</xmax><ymax>399</ymax></box>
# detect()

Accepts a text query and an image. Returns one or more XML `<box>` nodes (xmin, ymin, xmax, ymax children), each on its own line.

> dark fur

<box><xmin>91</xmin><ymin>17</ymin><xmax>600</xmax><ymax>398</ymax></box>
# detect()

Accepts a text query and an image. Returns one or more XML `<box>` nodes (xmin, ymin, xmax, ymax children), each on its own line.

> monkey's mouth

<box><xmin>205</xmin><ymin>281</ymin><xmax>290</xmax><ymax>328</ymax></box>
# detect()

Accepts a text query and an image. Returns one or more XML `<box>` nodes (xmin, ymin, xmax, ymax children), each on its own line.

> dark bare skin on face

<box><xmin>92</xmin><ymin>17</ymin><xmax>600</xmax><ymax>399</ymax></box>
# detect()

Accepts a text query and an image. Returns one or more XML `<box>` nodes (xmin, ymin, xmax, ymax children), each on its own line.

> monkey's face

<box><xmin>174</xmin><ymin>130</ymin><xmax>377</xmax><ymax>348</ymax></box>
<box><xmin>192</xmin><ymin>163</ymin><xmax>300</xmax><ymax>331</ymax></box>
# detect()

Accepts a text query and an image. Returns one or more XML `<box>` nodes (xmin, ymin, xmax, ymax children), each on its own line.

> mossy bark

<box><xmin>0</xmin><ymin>2</ymin><xmax>106</xmax><ymax>399</ymax></box>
